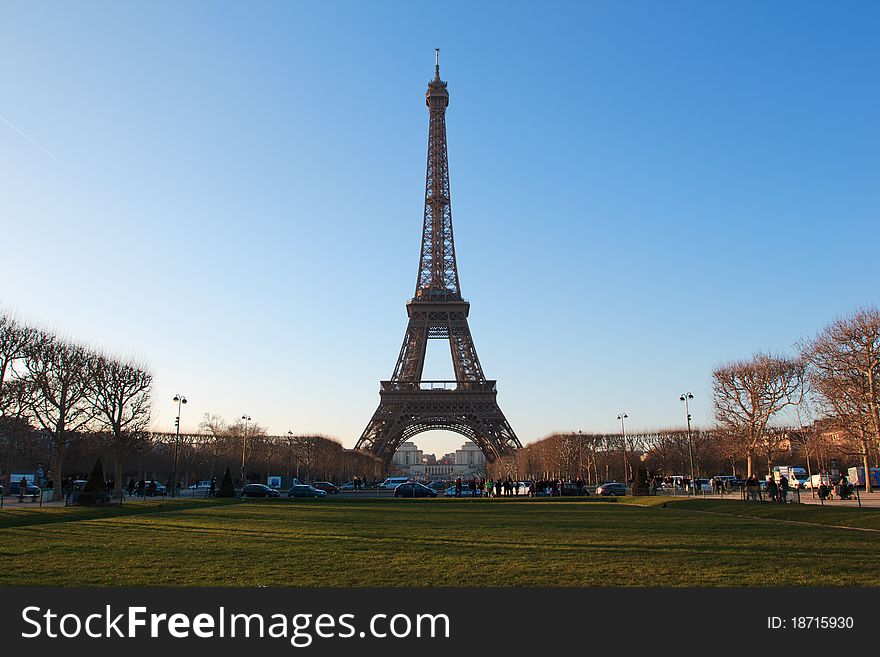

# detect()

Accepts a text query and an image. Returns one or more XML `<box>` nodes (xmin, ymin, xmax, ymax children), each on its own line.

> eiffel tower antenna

<box><xmin>356</xmin><ymin>54</ymin><xmax>521</xmax><ymax>466</ymax></box>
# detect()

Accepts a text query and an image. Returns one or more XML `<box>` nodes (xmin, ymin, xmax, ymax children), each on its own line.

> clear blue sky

<box><xmin>2</xmin><ymin>1</ymin><xmax>878</xmax><ymax>457</ymax></box>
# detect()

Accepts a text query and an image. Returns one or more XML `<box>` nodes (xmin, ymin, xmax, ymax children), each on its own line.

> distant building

<box><xmin>392</xmin><ymin>441</ymin><xmax>423</xmax><ymax>467</ymax></box>
<box><xmin>391</xmin><ymin>440</ymin><xmax>486</xmax><ymax>480</ymax></box>
<box><xmin>455</xmin><ymin>441</ymin><xmax>486</xmax><ymax>468</ymax></box>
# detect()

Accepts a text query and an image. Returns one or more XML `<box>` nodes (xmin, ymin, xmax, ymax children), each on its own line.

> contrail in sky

<box><xmin>0</xmin><ymin>112</ymin><xmax>94</xmax><ymax>186</ymax></box>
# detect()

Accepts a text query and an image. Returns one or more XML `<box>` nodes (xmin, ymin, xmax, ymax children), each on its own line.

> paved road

<box><xmin>4</xmin><ymin>489</ymin><xmax>880</xmax><ymax>507</ymax></box>
<box><xmin>797</xmin><ymin>490</ymin><xmax>880</xmax><ymax>508</ymax></box>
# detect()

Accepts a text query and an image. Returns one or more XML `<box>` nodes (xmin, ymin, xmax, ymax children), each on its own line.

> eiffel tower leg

<box><xmin>390</xmin><ymin>320</ymin><xmax>428</xmax><ymax>383</ymax></box>
<box><xmin>448</xmin><ymin>316</ymin><xmax>484</xmax><ymax>382</ymax></box>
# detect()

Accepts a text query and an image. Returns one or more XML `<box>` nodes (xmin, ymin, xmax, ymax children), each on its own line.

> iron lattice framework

<box><xmin>356</xmin><ymin>53</ymin><xmax>521</xmax><ymax>464</ymax></box>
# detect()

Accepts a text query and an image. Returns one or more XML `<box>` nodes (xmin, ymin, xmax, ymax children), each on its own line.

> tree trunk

<box><xmin>746</xmin><ymin>449</ymin><xmax>754</xmax><ymax>478</ymax></box>
<box><xmin>863</xmin><ymin>445</ymin><xmax>872</xmax><ymax>494</ymax></box>
<box><xmin>113</xmin><ymin>455</ymin><xmax>123</xmax><ymax>495</ymax></box>
<box><xmin>50</xmin><ymin>430</ymin><xmax>64</xmax><ymax>501</ymax></box>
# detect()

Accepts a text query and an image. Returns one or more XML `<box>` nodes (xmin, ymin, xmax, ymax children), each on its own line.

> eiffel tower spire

<box><xmin>417</xmin><ymin>48</ymin><xmax>460</xmax><ymax>300</ymax></box>
<box><xmin>356</xmin><ymin>54</ymin><xmax>521</xmax><ymax>466</ymax></box>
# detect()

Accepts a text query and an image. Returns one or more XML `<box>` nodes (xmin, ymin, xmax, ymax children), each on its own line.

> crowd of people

<box><xmin>446</xmin><ymin>476</ymin><xmax>590</xmax><ymax>497</ymax></box>
<box><xmin>817</xmin><ymin>477</ymin><xmax>854</xmax><ymax>501</ymax></box>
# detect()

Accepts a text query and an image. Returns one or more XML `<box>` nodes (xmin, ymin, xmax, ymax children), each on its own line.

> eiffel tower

<box><xmin>356</xmin><ymin>51</ymin><xmax>521</xmax><ymax>465</ymax></box>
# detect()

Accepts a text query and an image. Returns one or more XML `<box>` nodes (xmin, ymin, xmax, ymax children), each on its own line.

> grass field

<box><xmin>1</xmin><ymin>497</ymin><xmax>878</xmax><ymax>587</ymax></box>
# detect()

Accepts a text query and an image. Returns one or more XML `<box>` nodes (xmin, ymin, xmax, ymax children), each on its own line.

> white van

<box><xmin>773</xmin><ymin>466</ymin><xmax>808</xmax><ymax>489</ymax></box>
<box><xmin>379</xmin><ymin>477</ymin><xmax>409</xmax><ymax>490</ymax></box>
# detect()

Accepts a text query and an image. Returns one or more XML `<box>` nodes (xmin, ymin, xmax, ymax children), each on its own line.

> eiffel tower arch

<box><xmin>356</xmin><ymin>52</ymin><xmax>521</xmax><ymax>465</ymax></box>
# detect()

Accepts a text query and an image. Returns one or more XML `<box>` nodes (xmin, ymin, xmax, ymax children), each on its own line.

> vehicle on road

<box><xmin>287</xmin><ymin>484</ymin><xmax>327</xmax><ymax>498</ymax></box>
<box><xmin>394</xmin><ymin>482</ymin><xmax>437</xmax><ymax>498</ymax></box>
<box><xmin>714</xmin><ymin>475</ymin><xmax>745</xmax><ymax>491</ymax></box>
<box><xmin>443</xmin><ymin>485</ymin><xmax>479</xmax><ymax>497</ymax></box>
<box><xmin>241</xmin><ymin>484</ymin><xmax>280</xmax><ymax>498</ymax></box>
<box><xmin>9</xmin><ymin>482</ymin><xmax>41</xmax><ymax>500</ymax></box>
<box><xmin>561</xmin><ymin>482</ymin><xmax>589</xmax><ymax>496</ymax></box>
<box><xmin>661</xmin><ymin>475</ymin><xmax>690</xmax><ymax>489</ymax></box>
<box><xmin>803</xmin><ymin>474</ymin><xmax>834</xmax><ymax>490</ymax></box>
<box><xmin>188</xmin><ymin>480</ymin><xmax>213</xmax><ymax>490</ymax></box>
<box><xmin>689</xmin><ymin>478</ymin><xmax>713</xmax><ymax>493</ymax></box>
<box><xmin>773</xmin><ymin>466</ymin><xmax>808</xmax><ymax>489</ymax></box>
<box><xmin>311</xmin><ymin>482</ymin><xmax>339</xmax><ymax>494</ymax></box>
<box><xmin>596</xmin><ymin>482</ymin><xmax>627</xmax><ymax>496</ymax></box>
<box><xmin>847</xmin><ymin>466</ymin><xmax>880</xmax><ymax>489</ymax></box>
<box><xmin>379</xmin><ymin>477</ymin><xmax>410</xmax><ymax>489</ymax></box>
<box><xmin>428</xmin><ymin>481</ymin><xmax>451</xmax><ymax>491</ymax></box>
<box><xmin>143</xmin><ymin>481</ymin><xmax>167</xmax><ymax>497</ymax></box>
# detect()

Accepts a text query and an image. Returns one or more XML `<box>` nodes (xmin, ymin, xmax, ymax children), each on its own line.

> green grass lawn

<box><xmin>1</xmin><ymin>497</ymin><xmax>877</xmax><ymax>587</ymax></box>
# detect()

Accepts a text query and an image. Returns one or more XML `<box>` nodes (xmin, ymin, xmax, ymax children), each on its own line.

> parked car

<box><xmin>241</xmin><ymin>483</ymin><xmax>280</xmax><ymax>498</ymax></box>
<box><xmin>339</xmin><ymin>481</ymin><xmax>356</xmax><ymax>491</ymax></box>
<box><xmin>596</xmin><ymin>482</ymin><xmax>627</xmax><ymax>496</ymax></box>
<box><xmin>561</xmin><ymin>482</ymin><xmax>590</xmax><ymax>496</ymax></box>
<box><xmin>394</xmin><ymin>482</ymin><xmax>437</xmax><ymax>498</ymax></box>
<box><xmin>689</xmin><ymin>478</ymin><xmax>713</xmax><ymax>493</ymax></box>
<box><xmin>428</xmin><ymin>481</ymin><xmax>451</xmax><ymax>491</ymax></box>
<box><xmin>379</xmin><ymin>477</ymin><xmax>410</xmax><ymax>489</ymax></box>
<box><xmin>145</xmin><ymin>481</ymin><xmax>167</xmax><ymax>497</ymax></box>
<box><xmin>287</xmin><ymin>484</ymin><xmax>327</xmax><ymax>498</ymax></box>
<box><xmin>714</xmin><ymin>475</ymin><xmax>745</xmax><ymax>490</ymax></box>
<box><xmin>443</xmin><ymin>485</ymin><xmax>479</xmax><ymax>497</ymax></box>
<box><xmin>311</xmin><ymin>481</ymin><xmax>339</xmax><ymax>494</ymax></box>
<box><xmin>9</xmin><ymin>482</ymin><xmax>41</xmax><ymax>500</ymax></box>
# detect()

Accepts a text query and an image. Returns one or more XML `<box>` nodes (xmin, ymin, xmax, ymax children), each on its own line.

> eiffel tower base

<box><xmin>357</xmin><ymin>381</ymin><xmax>519</xmax><ymax>465</ymax></box>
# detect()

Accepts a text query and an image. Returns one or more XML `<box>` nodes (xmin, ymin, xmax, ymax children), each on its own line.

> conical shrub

<box><xmin>217</xmin><ymin>467</ymin><xmax>235</xmax><ymax>498</ymax></box>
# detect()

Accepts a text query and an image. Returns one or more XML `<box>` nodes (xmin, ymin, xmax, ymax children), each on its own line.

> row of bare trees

<box><xmin>712</xmin><ymin>307</ymin><xmax>880</xmax><ymax>491</ymax></box>
<box><xmin>489</xmin><ymin>307</ymin><xmax>880</xmax><ymax>490</ymax></box>
<box><xmin>0</xmin><ymin>311</ymin><xmax>383</xmax><ymax>491</ymax></box>
<box><xmin>187</xmin><ymin>413</ymin><xmax>383</xmax><ymax>484</ymax></box>
<box><xmin>488</xmin><ymin>428</ymin><xmax>726</xmax><ymax>484</ymax></box>
<box><xmin>0</xmin><ymin>312</ymin><xmax>152</xmax><ymax>498</ymax></box>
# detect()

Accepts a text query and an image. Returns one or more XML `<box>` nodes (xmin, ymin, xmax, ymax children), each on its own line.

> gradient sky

<box><xmin>2</xmin><ymin>1</ymin><xmax>878</xmax><ymax>457</ymax></box>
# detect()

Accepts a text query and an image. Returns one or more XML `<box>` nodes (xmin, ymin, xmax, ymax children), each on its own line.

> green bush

<box><xmin>217</xmin><ymin>467</ymin><xmax>235</xmax><ymax>498</ymax></box>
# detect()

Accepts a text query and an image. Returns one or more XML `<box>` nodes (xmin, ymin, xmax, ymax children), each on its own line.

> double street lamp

<box><xmin>171</xmin><ymin>394</ymin><xmax>187</xmax><ymax>497</ymax></box>
<box><xmin>679</xmin><ymin>392</ymin><xmax>697</xmax><ymax>495</ymax></box>
<box><xmin>617</xmin><ymin>413</ymin><xmax>628</xmax><ymax>485</ymax></box>
<box><xmin>241</xmin><ymin>414</ymin><xmax>251</xmax><ymax>485</ymax></box>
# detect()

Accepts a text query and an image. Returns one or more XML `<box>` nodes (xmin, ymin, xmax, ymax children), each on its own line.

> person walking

<box><xmin>455</xmin><ymin>477</ymin><xmax>463</xmax><ymax>498</ymax></box>
<box><xmin>766</xmin><ymin>476</ymin><xmax>777</xmax><ymax>503</ymax></box>
<box><xmin>778</xmin><ymin>474</ymin><xmax>789</xmax><ymax>503</ymax></box>
<box><xmin>18</xmin><ymin>476</ymin><xmax>27</xmax><ymax>502</ymax></box>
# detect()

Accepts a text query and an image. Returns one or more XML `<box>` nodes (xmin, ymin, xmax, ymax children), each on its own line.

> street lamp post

<box><xmin>241</xmin><ymin>414</ymin><xmax>251</xmax><ymax>486</ymax></box>
<box><xmin>617</xmin><ymin>413</ymin><xmax>628</xmax><ymax>487</ymax></box>
<box><xmin>171</xmin><ymin>395</ymin><xmax>187</xmax><ymax>497</ymax></box>
<box><xmin>679</xmin><ymin>393</ymin><xmax>696</xmax><ymax>495</ymax></box>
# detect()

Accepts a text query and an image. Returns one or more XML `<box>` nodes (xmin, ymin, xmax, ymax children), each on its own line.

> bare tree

<box><xmin>713</xmin><ymin>353</ymin><xmax>805</xmax><ymax>477</ymax></box>
<box><xmin>90</xmin><ymin>355</ymin><xmax>153</xmax><ymax>493</ymax></box>
<box><xmin>803</xmin><ymin>307</ymin><xmax>880</xmax><ymax>492</ymax></box>
<box><xmin>0</xmin><ymin>313</ymin><xmax>38</xmax><ymax>415</ymax></box>
<box><xmin>23</xmin><ymin>333</ymin><xmax>97</xmax><ymax>499</ymax></box>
